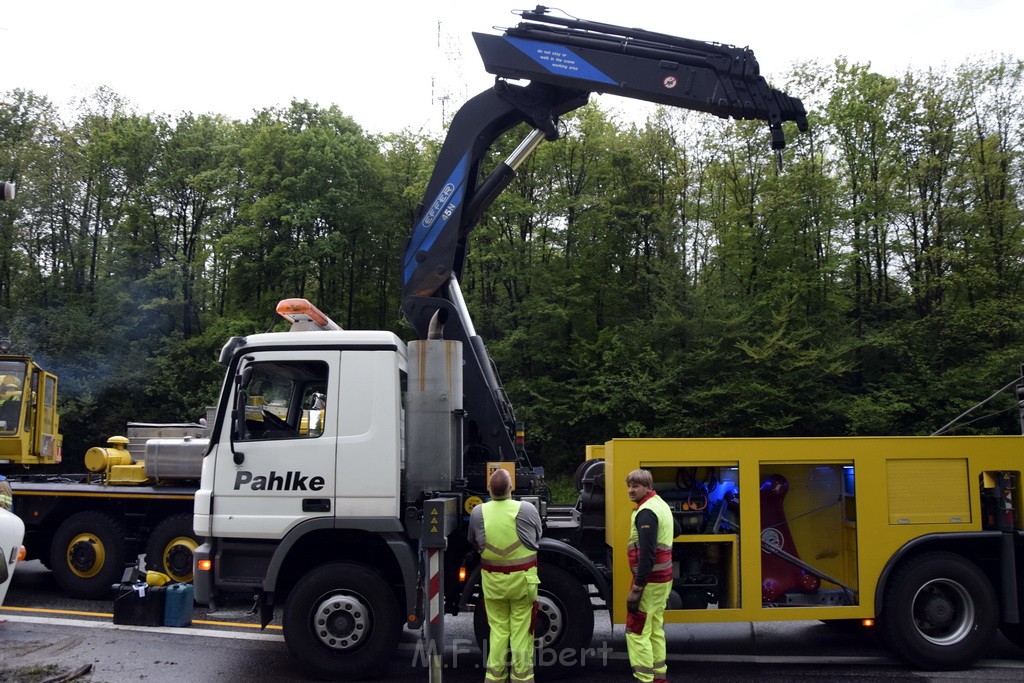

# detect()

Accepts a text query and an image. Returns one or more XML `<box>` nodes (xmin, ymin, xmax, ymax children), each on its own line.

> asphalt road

<box><xmin>3</xmin><ymin>560</ymin><xmax>1024</xmax><ymax>682</ymax></box>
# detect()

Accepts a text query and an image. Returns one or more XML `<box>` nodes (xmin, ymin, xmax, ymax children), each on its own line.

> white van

<box><xmin>0</xmin><ymin>507</ymin><xmax>25</xmax><ymax>606</ymax></box>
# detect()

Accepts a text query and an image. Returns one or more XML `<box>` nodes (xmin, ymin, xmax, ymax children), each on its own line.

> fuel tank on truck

<box><xmin>130</xmin><ymin>422</ymin><xmax>209</xmax><ymax>482</ymax></box>
<box><xmin>144</xmin><ymin>437</ymin><xmax>210</xmax><ymax>481</ymax></box>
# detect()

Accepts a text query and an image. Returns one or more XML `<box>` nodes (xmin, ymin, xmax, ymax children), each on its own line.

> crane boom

<box><xmin>402</xmin><ymin>7</ymin><xmax>807</xmax><ymax>479</ymax></box>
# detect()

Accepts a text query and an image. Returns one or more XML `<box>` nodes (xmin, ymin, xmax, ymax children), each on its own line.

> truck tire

<box><xmin>474</xmin><ymin>564</ymin><xmax>595</xmax><ymax>672</ymax></box>
<box><xmin>282</xmin><ymin>562</ymin><xmax>402</xmax><ymax>680</ymax></box>
<box><xmin>145</xmin><ymin>514</ymin><xmax>199</xmax><ymax>584</ymax></box>
<box><xmin>880</xmin><ymin>552</ymin><xmax>997</xmax><ymax>669</ymax></box>
<box><xmin>50</xmin><ymin>510</ymin><xmax>127</xmax><ymax>600</ymax></box>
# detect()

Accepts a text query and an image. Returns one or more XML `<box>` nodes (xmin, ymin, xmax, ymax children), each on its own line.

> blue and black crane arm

<box><xmin>401</xmin><ymin>6</ymin><xmax>808</xmax><ymax>489</ymax></box>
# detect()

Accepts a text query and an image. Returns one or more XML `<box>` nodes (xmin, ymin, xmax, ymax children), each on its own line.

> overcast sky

<box><xmin>3</xmin><ymin>1</ymin><xmax>1021</xmax><ymax>134</ymax></box>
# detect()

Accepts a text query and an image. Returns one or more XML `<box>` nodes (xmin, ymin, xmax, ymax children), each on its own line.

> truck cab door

<box><xmin>210</xmin><ymin>350</ymin><xmax>339</xmax><ymax>538</ymax></box>
<box><xmin>34</xmin><ymin>371</ymin><xmax>60</xmax><ymax>462</ymax></box>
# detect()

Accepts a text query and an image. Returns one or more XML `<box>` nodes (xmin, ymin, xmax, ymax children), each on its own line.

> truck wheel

<box><xmin>145</xmin><ymin>514</ymin><xmax>198</xmax><ymax>583</ymax></box>
<box><xmin>474</xmin><ymin>564</ymin><xmax>595</xmax><ymax>671</ymax></box>
<box><xmin>880</xmin><ymin>552</ymin><xmax>997</xmax><ymax>669</ymax></box>
<box><xmin>50</xmin><ymin>511</ymin><xmax>127</xmax><ymax>600</ymax></box>
<box><xmin>283</xmin><ymin>562</ymin><xmax>401</xmax><ymax>680</ymax></box>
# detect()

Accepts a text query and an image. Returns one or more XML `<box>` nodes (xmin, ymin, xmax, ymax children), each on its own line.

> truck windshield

<box><xmin>0</xmin><ymin>361</ymin><xmax>27</xmax><ymax>433</ymax></box>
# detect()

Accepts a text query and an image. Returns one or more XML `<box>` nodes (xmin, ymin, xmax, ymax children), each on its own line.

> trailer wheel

<box><xmin>880</xmin><ymin>552</ymin><xmax>997</xmax><ymax>669</ymax></box>
<box><xmin>283</xmin><ymin>562</ymin><xmax>401</xmax><ymax>680</ymax></box>
<box><xmin>474</xmin><ymin>564</ymin><xmax>595</xmax><ymax>672</ymax></box>
<box><xmin>145</xmin><ymin>514</ymin><xmax>199</xmax><ymax>583</ymax></box>
<box><xmin>50</xmin><ymin>510</ymin><xmax>126</xmax><ymax>600</ymax></box>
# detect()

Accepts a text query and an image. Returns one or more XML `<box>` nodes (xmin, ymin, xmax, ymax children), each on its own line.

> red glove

<box><xmin>626</xmin><ymin>609</ymin><xmax>647</xmax><ymax>635</ymax></box>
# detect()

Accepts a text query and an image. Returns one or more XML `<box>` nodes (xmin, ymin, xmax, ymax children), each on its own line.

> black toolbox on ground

<box><xmin>113</xmin><ymin>583</ymin><xmax>166</xmax><ymax>626</ymax></box>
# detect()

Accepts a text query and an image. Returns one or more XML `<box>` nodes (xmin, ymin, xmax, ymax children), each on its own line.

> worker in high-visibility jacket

<box><xmin>468</xmin><ymin>468</ymin><xmax>542</xmax><ymax>683</ymax></box>
<box><xmin>625</xmin><ymin>468</ymin><xmax>678</xmax><ymax>683</ymax></box>
<box><xmin>0</xmin><ymin>474</ymin><xmax>12</xmax><ymax>511</ymax></box>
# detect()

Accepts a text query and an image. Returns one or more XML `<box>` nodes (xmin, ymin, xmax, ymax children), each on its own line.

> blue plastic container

<box><xmin>162</xmin><ymin>582</ymin><xmax>194</xmax><ymax>627</ymax></box>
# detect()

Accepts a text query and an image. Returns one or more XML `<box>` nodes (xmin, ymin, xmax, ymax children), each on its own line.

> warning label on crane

<box><xmin>421</xmin><ymin>497</ymin><xmax>459</xmax><ymax>549</ymax></box>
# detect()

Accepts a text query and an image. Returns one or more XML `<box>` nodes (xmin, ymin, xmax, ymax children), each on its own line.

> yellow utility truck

<box><xmin>597</xmin><ymin>437</ymin><xmax>1022</xmax><ymax>669</ymax></box>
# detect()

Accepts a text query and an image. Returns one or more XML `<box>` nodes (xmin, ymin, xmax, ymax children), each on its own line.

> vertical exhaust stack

<box><xmin>405</xmin><ymin>310</ymin><xmax>464</xmax><ymax>502</ymax></box>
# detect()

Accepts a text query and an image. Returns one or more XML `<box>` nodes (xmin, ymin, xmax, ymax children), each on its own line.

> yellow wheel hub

<box><xmin>67</xmin><ymin>532</ymin><xmax>106</xmax><ymax>579</ymax></box>
<box><xmin>161</xmin><ymin>535</ymin><xmax>199</xmax><ymax>583</ymax></box>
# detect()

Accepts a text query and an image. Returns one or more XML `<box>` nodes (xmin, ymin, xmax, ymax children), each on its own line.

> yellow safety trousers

<box><xmin>625</xmin><ymin>580</ymin><xmax>672</xmax><ymax>683</ymax></box>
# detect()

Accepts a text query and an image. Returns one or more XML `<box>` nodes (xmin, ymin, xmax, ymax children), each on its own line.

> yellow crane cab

<box><xmin>0</xmin><ymin>355</ymin><xmax>62</xmax><ymax>466</ymax></box>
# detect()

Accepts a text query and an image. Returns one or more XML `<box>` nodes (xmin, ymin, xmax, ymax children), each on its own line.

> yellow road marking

<box><xmin>0</xmin><ymin>605</ymin><xmax>283</xmax><ymax>630</ymax></box>
<box><xmin>3</xmin><ymin>605</ymin><xmax>110</xmax><ymax>618</ymax></box>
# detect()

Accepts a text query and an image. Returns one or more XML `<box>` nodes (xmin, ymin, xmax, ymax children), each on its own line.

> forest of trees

<box><xmin>1</xmin><ymin>56</ymin><xmax>1022</xmax><ymax>475</ymax></box>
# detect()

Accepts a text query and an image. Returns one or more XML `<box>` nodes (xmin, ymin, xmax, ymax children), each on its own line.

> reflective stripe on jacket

<box><xmin>479</xmin><ymin>498</ymin><xmax>539</xmax><ymax>600</ymax></box>
<box><xmin>480</xmin><ymin>499</ymin><xmax>537</xmax><ymax>571</ymax></box>
<box><xmin>628</xmin><ymin>491</ymin><xmax>674</xmax><ymax>583</ymax></box>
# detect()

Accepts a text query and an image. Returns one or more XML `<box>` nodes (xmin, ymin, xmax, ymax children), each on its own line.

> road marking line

<box><xmin>3</xmin><ymin>605</ymin><xmax>112</xmax><ymax>618</ymax></box>
<box><xmin>1</xmin><ymin>614</ymin><xmax>285</xmax><ymax>640</ymax></box>
<box><xmin>1</xmin><ymin>605</ymin><xmax>281</xmax><ymax>630</ymax></box>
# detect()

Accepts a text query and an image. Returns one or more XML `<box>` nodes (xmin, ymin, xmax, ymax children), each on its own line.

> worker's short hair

<box><xmin>489</xmin><ymin>468</ymin><xmax>512</xmax><ymax>499</ymax></box>
<box><xmin>625</xmin><ymin>468</ymin><xmax>653</xmax><ymax>488</ymax></box>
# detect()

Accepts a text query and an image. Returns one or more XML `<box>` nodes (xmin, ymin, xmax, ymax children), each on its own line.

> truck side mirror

<box><xmin>232</xmin><ymin>365</ymin><xmax>254</xmax><ymax>463</ymax></box>
<box><xmin>234</xmin><ymin>386</ymin><xmax>248</xmax><ymax>442</ymax></box>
